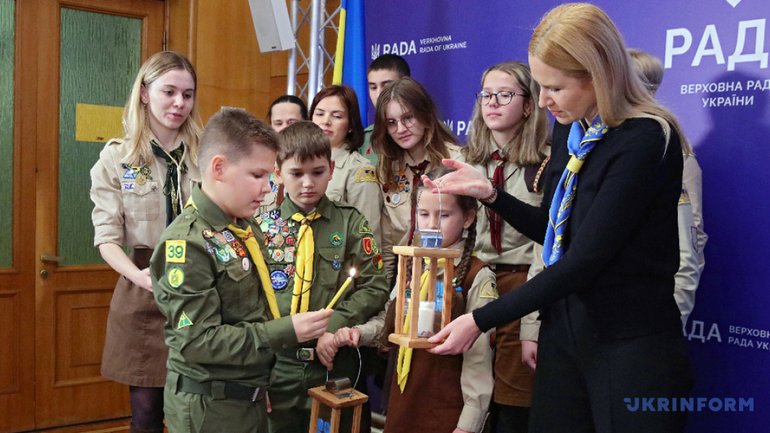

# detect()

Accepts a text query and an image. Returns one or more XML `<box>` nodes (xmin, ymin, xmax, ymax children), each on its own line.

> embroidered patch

<box><xmin>222</xmin><ymin>230</ymin><xmax>236</xmax><ymax>242</ymax></box>
<box><xmin>242</xmin><ymin>257</ymin><xmax>251</xmax><ymax>271</ymax></box>
<box><xmin>177</xmin><ymin>311</ymin><xmax>193</xmax><ymax>329</ymax></box>
<box><xmin>372</xmin><ymin>254</ymin><xmax>383</xmax><ymax>270</ymax></box>
<box><xmin>362</xmin><ymin>237</ymin><xmax>373</xmax><ymax>255</ymax></box>
<box><xmin>271</xmin><ymin>269</ymin><xmax>289</xmax><ymax>290</ymax></box>
<box><xmin>359</xmin><ymin>219</ymin><xmax>373</xmax><ymax>235</ymax></box>
<box><xmin>168</xmin><ymin>267</ymin><xmax>185</xmax><ymax>288</ymax></box>
<box><xmin>166</xmin><ymin>240</ymin><xmax>187</xmax><ymax>264</ymax></box>
<box><xmin>121</xmin><ymin>182</ymin><xmax>136</xmax><ymax>191</ymax></box>
<box><xmin>355</xmin><ymin>165</ymin><xmax>378</xmax><ymax>183</ymax></box>
<box><xmin>329</xmin><ymin>232</ymin><xmax>344</xmax><ymax>247</ymax></box>
<box><xmin>479</xmin><ymin>280</ymin><xmax>498</xmax><ymax>299</ymax></box>
<box><xmin>284</xmin><ymin>247</ymin><xmax>295</xmax><ymax>263</ymax></box>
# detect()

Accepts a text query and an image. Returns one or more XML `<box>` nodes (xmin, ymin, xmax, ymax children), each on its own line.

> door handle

<box><xmin>41</xmin><ymin>254</ymin><xmax>64</xmax><ymax>263</ymax></box>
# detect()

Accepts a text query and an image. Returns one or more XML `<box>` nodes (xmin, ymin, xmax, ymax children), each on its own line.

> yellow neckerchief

<box><xmin>290</xmin><ymin>211</ymin><xmax>321</xmax><ymax>315</ymax></box>
<box><xmin>396</xmin><ymin>257</ymin><xmax>446</xmax><ymax>392</ymax></box>
<box><xmin>187</xmin><ymin>197</ymin><xmax>280</xmax><ymax>319</ymax></box>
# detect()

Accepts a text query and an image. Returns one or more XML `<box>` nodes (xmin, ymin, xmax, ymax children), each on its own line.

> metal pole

<box><xmin>316</xmin><ymin>0</ymin><xmax>327</xmax><ymax>93</ymax></box>
<box><xmin>286</xmin><ymin>0</ymin><xmax>299</xmax><ymax>95</ymax></box>
<box><xmin>307</xmin><ymin>0</ymin><xmax>322</xmax><ymax>105</ymax></box>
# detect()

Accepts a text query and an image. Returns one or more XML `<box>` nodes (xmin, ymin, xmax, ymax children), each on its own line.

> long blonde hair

<box><xmin>465</xmin><ymin>61</ymin><xmax>549</xmax><ymax>166</ymax></box>
<box><xmin>372</xmin><ymin>77</ymin><xmax>456</xmax><ymax>187</ymax></box>
<box><xmin>122</xmin><ymin>51</ymin><xmax>202</xmax><ymax>165</ymax></box>
<box><xmin>529</xmin><ymin>3</ymin><xmax>687</xmax><ymax>151</ymax></box>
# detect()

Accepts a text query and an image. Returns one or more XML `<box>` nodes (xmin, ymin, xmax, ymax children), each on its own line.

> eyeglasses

<box><xmin>476</xmin><ymin>90</ymin><xmax>527</xmax><ymax>106</ymax></box>
<box><xmin>386</xmin><ymin>113</ymin><xmax>417</xmax><ymax>132</ymax></box>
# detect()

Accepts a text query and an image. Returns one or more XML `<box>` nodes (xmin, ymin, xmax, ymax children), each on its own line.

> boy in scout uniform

<box><xmin>261</xmin><ymin>121</ymin><xmax>389</xmax><ymax>433</ymax></box>
<box><xmin>151</xmin><ymin>108</ymin><xmax>333</xmax><ymax>433</ymax></box>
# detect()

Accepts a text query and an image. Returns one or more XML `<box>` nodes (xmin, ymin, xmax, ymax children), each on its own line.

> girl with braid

<box><xmin>372</xmin><ymin>77</ymin><xmax>461</xmax><ymax>284</ymax></box>
<box><xmin>333</xmin><ymin>167</ymin><xmax>498</xmax><ymax>433</ymax></box>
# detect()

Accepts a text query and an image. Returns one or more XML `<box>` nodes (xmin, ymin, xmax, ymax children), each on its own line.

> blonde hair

<box><xmin>627</xmin><ymin>48</ymin><xmax>664</xmax><ymax>94</ymax></box>
<box><xmin>372</xmin><ymin>77</ymin><xmax>456</xmax><ymax>187</ymax></box>
<box><xmin>529</xmin><ymin>3</ymin><xmax>690</xmax><ymax>153</ymax></box>
<box><xmin>123</xmin><ymin>51</ymin><xmax>202</xmax><ymax>166</ymax></box>
<box><xmin>465</xmin><ymin>61</ymin><xmax>549</xmax><ymax>166</ymax></box>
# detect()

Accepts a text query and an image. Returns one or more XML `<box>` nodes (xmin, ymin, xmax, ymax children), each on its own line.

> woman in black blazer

<box><xmin>425</xmin><ymin>3</ymin><xmax>692</xmax><ymax>433</ymax></box>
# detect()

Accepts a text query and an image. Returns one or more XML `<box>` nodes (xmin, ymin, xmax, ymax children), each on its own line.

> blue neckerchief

<box><xmin>542</xmin><ymin>115</ymin><xmax>608</xmax><ymax>266</ymax></box>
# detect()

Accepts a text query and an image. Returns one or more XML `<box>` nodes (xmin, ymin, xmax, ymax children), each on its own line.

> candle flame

<box><xmin>349</xmin><ymin>268</ymin><xmax>357</xmax><ymax>278</ymax></box>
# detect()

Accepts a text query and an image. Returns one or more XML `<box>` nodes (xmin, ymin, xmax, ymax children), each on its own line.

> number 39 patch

<box><xmin>166</xmin><ymin>240</ymin><xmax>187</xmax><ymax>263</ymax></box>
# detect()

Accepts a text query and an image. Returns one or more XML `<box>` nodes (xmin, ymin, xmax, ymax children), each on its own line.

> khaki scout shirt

<box><xmin>464</xmin><ymin>153</ymin><xmax>547</xmax><ymax>266</ymax></box>
<box><xmin>380</xmin><ymin>144</ymin><xmax>461</xmax><ymax>282</ymax></box>
<box><xmin>328</xmin><ymin>147</ymin><xmax>383</xmax><ymax>245</ymax></box>
<box><xmin>90</xmin><ymin>137</ymin><xmax>200</xmax><ymax>248</ymax></box>
<box><xmin>258</xmin><ymin>196</ymin><xmax>389</xmax><ymax>332</ymax></box>
<box><xmin>151</xmin><ymin>185</ymin><xmax>297</xmax><ymax>386</ymax></box>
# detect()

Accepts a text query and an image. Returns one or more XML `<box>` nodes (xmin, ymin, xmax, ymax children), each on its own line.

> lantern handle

<box><xmin>325</xmin><ymin>346</ymin><xmax>362</xmax><ymax>389</ymax></box>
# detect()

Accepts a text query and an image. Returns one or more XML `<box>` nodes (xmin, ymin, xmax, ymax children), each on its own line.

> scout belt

<box><xmin>176</xmin><ymin>374</ymin><xmax>266</xmax><ymax>402</ymax></box>
<box><xmin>278</xmin><ymin>347</ymin><xmax>316</xmax><ymax>362</ymax></box>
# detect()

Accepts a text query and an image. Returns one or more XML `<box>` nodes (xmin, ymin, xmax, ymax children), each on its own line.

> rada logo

<box><xmin>371</xmin><ymin>39</ymin><xmax>417</xmax><ymax>59</ymax></box>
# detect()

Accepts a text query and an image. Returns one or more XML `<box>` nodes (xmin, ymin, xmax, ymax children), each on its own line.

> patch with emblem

<box><xmin>391</xmin><ymin>193</ymin><xmax>401</xmax><ymax>204</ymax></box>
<box><xmin>168</xmin><ymin>267</ymin><xmax>185</xmax><ymax>288</ymax></box>
<box><xmin>285</xmin><ymin>235</ymin><xmax>296</xmax><ymax>246</ymax></box>
<box><xmin>222</xmin><ymin>230</ymin><xmax>236</xmax><ymax>242</ymax></box>
<box><xmin>284</xmin><ymin>247</ymin><xmax>295</xmax><ymax>263</ymax></box>
<box><xmin>213</xmin><ymin>232</ymin><xmax>229</xmax><ymax>246</ymax></box>
<box><xmin>242</xmin><ymin>257</ymin><xmax>251</xmax><ymax>271</ymax></box>
<box><xmin>272</xmin><ymin>234</ymin><xmax>285</xmax><ymax>248</ymax></box>
<box><xmin>177</xmin><ymin>311</ymin><xmax>193</xmax><ymax>329</ymax></box>
<box><xmin>271</xmin><ymin>249</ymin><xmax>284</xmax><ymax>262</ymax></box>
<box><xmin>271</xmin><ymin>270</ymin><xmax>289</xmax><ymax>290</ymax></box>
<box><xmin>230</xmin><ymin>239</ymin><xmax>247</xmax><ymax>257</ymax></box>
<box><xmin>285</xmin><ymin>264</ymin><xmax>295</xmax><ymax>278</ymax></box>
<box><xmin>372</xmin><ymin>254</ymin><xmax>383</xmax><ymax>270</ymax></box>
<box><xmin>329</xmin><ymin>232</ymin><xmax>344</xmax><ymax>247</ymax></box>
<box><xmin>269</xmin><ymin>209</ymin><xmax>281</xmax><ymax>220</ymax></box>
<box><xmin>202</xmin><ymin>229</ymin><xmax>215</xmax><ymax>239</ymax></box>
<box><xmin>215</xmin><ymin>247</ymin><xmax>231</xmax><ymax>263</ymax></box>
<box><xmin>479</xmin><ymin>280</ymin><xmax>498</xmax><ymax>299</ymax></box>
<box><xmin>225</xmin><ymin>245</ymin><xmax>238</xmax><ymax>259</ymax></box>
<box><xmin>363</xmin><ymin>237</ymin><xmax>374</xmax><ymax>255</ymax></box>
<box><xmin>166</xmin><ymin>240</ymin><xmax>187</xmax><ymax>264</ymax></box>
<box><xmin>359</xmin><ymin>219</ymin><xmax>373</xmax><ymax>235</ymax></box>
<box><xmin>122</xmin><ymin>182</ymin><xmax>136</xmax><ymax>191</ymax></box>
<box><xmin>332</xmin><ymin>260</ymin><xmax>343</xmax><ymax>271</ymax></box>
<box><xmin>355</xmin><ymin>165</ymin><xmax>378</xmax><ymax>183</ymax></box>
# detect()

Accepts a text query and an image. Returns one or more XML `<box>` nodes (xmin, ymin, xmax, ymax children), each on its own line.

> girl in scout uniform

<box><xmin>310</xmin><ymin>85</ymin><xmax>383</xmax><ymax>244</ymax></box>
<box><xmin>462</xmin><ymin>61</ymin><xmax>550</xmax><ymax>433</ymax></box>
<box><xmin>371</xmin><ymin>77</ymin><xmax>461</xmax><ymax>283</ymax></box>
<box><xmin>89</xmin><ymin>51</ymin><xmax>201</xmax><ymax>433</ymax></box>
<box><xmin>334</xmin><ymin>167</ymin><xmax>498</xmax><ymax>433</ymax></box>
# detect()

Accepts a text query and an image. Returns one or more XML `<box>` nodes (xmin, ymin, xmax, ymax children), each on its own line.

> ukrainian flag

<box><xmin>333</xmin><ymin>0</ymin><xmax>367</xmax><ymax>122</ymax></box>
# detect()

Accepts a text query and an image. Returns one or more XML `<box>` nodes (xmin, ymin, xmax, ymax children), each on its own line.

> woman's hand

<box><xmin>427</xmin><ymin>313</ymin><xmax>482</xmax><ymax>355</ymax></box>
<box><xmin>132</xmin><ymin>267</ymin><xmax>153</xmax><ymax>292</ymax></box>
<box><xmin>421</xmin><ymin>159</ymin><xmax>494</xmax><ymax>200</ymax></box>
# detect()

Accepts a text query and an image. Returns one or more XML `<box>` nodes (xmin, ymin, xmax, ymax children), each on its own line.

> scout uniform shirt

<box><xmin>258</xmin><ymin>195</ymin><xmax>388</xmax><ymax>330</ymax></box>
<box><xmin>151</xmin><ymin>184</ymin><xmax>298</xmax><ymax>388</ymax></box>
<box><xmin>327</xmin><ymin>147</ymin><xmax>383</xmax><ymax>244</ymax></box>
<box><xmin>380</xmin><ymin>144</ymin><xmax>461</xmax><ymax>282</ymax></box>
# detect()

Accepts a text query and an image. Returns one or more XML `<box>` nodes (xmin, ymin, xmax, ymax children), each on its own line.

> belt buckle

<box><xmin>297</xmin><ymin>348</ymin><xmax>315</xmax><ymax>362</ymax></box>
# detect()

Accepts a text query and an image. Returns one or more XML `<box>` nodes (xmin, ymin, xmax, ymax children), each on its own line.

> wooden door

<box><xmin>25</xmin><ymin>0</ymin><xmax>163</xmax><ymax>430</ymax></box>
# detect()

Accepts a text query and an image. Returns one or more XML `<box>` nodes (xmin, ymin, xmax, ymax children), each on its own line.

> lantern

<box><xmin>388</xmin><ymin>245</ymin><xmax>461</xmax><ymax>348</ymax></box>
<box><xmin>308</xmin><ymin>378</ymin><xmax>368</xmax><ymax>433</ymax></box>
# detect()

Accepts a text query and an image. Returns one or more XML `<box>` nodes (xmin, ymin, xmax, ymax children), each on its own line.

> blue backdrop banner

<box><xmin>365</xmin><ymin>1</ymin><xmax>770</xmax><ymax>432</ymax></box>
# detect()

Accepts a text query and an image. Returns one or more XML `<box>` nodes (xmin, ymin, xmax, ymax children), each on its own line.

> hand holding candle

<box><xmin>326</xmin><ymin>268</ymin><xmax>357</xmax><ymax>309</ymax></box>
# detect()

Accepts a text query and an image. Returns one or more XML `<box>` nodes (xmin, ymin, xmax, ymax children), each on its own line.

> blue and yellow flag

<box><xmin>333</xmin><ymin>0</ymin><xmax>367</xmax><ymax>122</ymax></box>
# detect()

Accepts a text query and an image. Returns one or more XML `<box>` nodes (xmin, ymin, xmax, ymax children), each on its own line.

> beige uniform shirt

<box><xmin>675</xmin><ymin>155</ymin><xmax>708</xmax><ymax>325</ymax></box>
<box><xmin>466</xmin><ymin>153</ymin><xmax>547</xmax><ymax>266</ymax></box>
<box><xmin>91</xmin><ymin>138</ymin><xmax>200</xmax><ymax>248</ymax></box>
<box><xmin>380</xmin><ymin>144</ymin><xmax>461</xmax><ymax>282</ymax></box>
<box><xmin>354</xmin><ymin>241</ymin><xmax>497</xmax><ymax>432</ymax></box>
<box><xmin>327</xmin><ymin>147</ymin><xmax>382</xmax><ymax>244</ymax></box>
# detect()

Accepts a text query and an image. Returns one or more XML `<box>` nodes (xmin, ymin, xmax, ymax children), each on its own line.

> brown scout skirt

<box><xmin>100</xmin><ymin>248</ymin><xmax>167</xmax><ymax>387</ymax></box>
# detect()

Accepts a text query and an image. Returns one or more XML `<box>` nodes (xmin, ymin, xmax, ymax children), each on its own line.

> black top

<box><xmin>473</xmin><ymin>118</ymin><xmax>684</xmax><ymax>341</ymax></box>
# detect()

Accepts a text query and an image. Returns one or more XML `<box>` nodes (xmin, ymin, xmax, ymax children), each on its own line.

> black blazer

<box><xmin>473</xmin><ymin>118</ymin><xmax>683</xmax><ymax>341</ymax></box>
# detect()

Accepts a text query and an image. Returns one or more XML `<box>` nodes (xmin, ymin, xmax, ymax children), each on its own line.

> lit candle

<box><xmin>326</xmin><ymin>268</ymin><xmax>357</xmax><ymax>309</ymax></box>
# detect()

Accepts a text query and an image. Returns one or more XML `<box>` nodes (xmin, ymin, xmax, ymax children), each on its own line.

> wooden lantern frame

<box><xmin>308</xmin><ymin>385</ymin><xmax>368</xmax><ymax>433</ymax></box>
<box><xmin>388</xmin><ymin>245</ymin><xmax>461</xmax><ymax>349</ymax></box>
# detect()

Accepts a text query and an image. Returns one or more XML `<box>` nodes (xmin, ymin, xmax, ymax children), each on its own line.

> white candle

<box><xmin>326</xmin><ymin>268</ymin><xmax>357</xmax><ymax>309</ymax></box>
<box><xmin>417</xmin><ymin>301</ymin><xmax>435</xmax><ymax>337</ymax></box>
